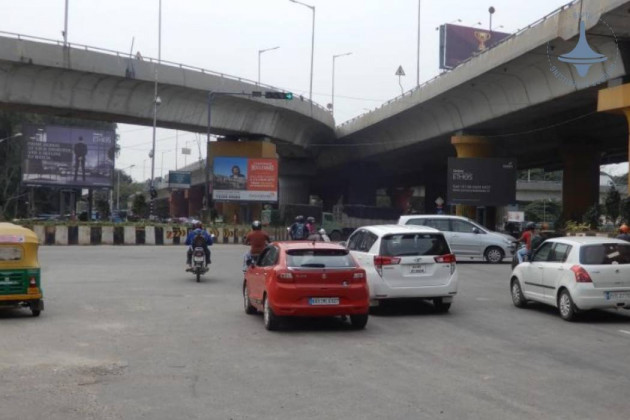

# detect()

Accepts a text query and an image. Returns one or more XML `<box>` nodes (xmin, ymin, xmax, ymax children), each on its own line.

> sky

<box><xmin>2</xmin><ymin>0</ymin><xmax>627</xmax><ymax>180</ymax></box>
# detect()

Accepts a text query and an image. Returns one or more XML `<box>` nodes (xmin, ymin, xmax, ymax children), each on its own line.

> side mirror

<box><xmin>246</xmin><ymin>257</ymin><xmax>255</xmax><ymax>267</ymax></box>
<box><xmin>339</xmin><ymin>241</ymin><xmax>347</xmax><ymax>248</ymax></box>
<box><xmin>472</xmin><ymin>227</ymin><xmax>480</xmax><ymax>234</ymax></box>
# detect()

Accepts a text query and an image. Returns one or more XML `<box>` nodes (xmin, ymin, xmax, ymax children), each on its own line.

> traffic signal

<box><xmin>251</xmin><ymin>91</ymin><xmax>293</xmax><ymax>100</ymax></box>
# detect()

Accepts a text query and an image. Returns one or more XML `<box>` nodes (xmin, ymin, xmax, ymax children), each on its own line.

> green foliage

<box><xmin>132</xmin><ymin>194</ymin><xmax>148</xmax><ymax>218</ymax></box>
<box><xmin>603</xmin><ymin>184</ymin><xmax>621</xmax><ymax>223</ymax></box>
<box><xmin>523</xmin><ymin>200</ymin><xmax>561</xmax><ymax>223</ymax></box>
<box><xmin>621</xmin><ymin>197</ymin><xmax>630</xmax><ymax>224</ymax></box>
<box><xmin>564</xmin><ymin>220</ymin><xmax>592</xmax><ymax>233</ymax></box>
<box><xmin>518</xmin><ymin>169</ymin><xmax>563</xmax><ymax>182</ymax></box>
<box><xmin>582</xmin><ymin>203</ymin><xmax>601</xmax><ymax>230</ymax></box>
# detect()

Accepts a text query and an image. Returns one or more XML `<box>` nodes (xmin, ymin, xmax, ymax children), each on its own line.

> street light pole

<box><xmin>417</xmin><ymin>0</ymin><xmax>421</xmax><ymax>87</ymax></box>
<box><xmin>332</xmin><ymin>52</ymin><xmax>352</xmax><ymax>120</ymax></box>
<box><xmin>63</xmin><ymin>0</ymin><xmax>69</xmax><ymax>46</ymax></box>
<box><xmin>289</xmin><ymin>0</ymin><xmax>315</xmax><ymax>107</ymax></box>
<box><xmin>489</xmin><ymin>6</ymin><xmax>495</xmax><ymax>34</ymax></box>
<box><xmin>149</xmin><ymin>0</ymin><xmax>162</xmax><ymax>219</ymax></box>
<box><xmin>258</xmin><ymin>46</ymin><xmax>280</xmax><ymax>84</ymax></box>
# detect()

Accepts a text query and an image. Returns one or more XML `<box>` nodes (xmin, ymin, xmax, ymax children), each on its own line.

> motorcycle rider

<box><xmin>617</xmin><ymin>224</ymin><xmax>630</xmax><ymax>242</ymax></box>
<box><xmin>185</xmin><ymin>222</ymin><xmax>213</xmax><ymax>269</ymax></box>
<box><xmin>516</xmin><ymin>222</ymin><xmax>536</xmax><ymax>263</ymax></box>
<box><xmin>289</xmin><ymin>215</ymin><xmax>308</xmax><ymax>240</ymax></box>
<box><xmin>244</xmin><ymin>220</ymin><xmax>270</xmax><ymax>270</ymax></box>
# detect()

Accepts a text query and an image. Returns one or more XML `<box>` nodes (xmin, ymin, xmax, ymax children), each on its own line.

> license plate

<box><xmin>605</xmin><ymin>291</ymin><xmax>630</xmax><ymax>300</ymax></box>
<box><xmin>309</xmin><ymin>297</ymin><xmax>339</xmax><ymax>305</ymax></box>
<box><xmin>410</xmin><ymin>264</ymin><xmax>426</xmax><ymax>274</ymax></box>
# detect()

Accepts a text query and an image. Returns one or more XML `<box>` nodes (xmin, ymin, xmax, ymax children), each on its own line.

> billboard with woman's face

<box><xmin>212</xmin><ymin>157</ymin><xmax>277</xmax><ymax>202</ymax></box>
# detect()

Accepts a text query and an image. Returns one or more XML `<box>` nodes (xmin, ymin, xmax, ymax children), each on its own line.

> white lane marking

<box><xmin>618</xmin><ymin>329</ymin><xmax>630</xmax><ymax>336</ymax></box>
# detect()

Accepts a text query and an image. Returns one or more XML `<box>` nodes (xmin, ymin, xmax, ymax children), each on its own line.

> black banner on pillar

<box><xmin>447</xmin><ymin>158</ymin><xmax>517</xmax><ymax>206</ymax></box>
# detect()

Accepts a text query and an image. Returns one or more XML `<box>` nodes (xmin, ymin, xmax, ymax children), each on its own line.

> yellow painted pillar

<box><xmin>450</xmin><ymin>135</ymin><xmax>492</xmax><ymax>219</ymax></box>
<box><xmin>598</xmin><ymin>83</ymin><xmax>630</xmax><ymax>195</ymax></box>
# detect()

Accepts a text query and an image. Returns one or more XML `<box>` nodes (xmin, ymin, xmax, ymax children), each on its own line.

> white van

<box><xmin>345</xmin><ymin>225</ymin><xmax>458</xmax><ymax>312</ymax></box>
<box><xmin>398</xmin><ymin>215</ymin><xmax>517</xmax><ymax>264</ymax></box>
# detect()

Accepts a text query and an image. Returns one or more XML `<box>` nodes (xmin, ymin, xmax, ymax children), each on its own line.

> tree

<box><xmin>621</xmin><ymin>197</ymin><xmax>630</xmax><ymax>224</ymax></box>
<box><xmin>132</xmin><ymin>194</ymin><xmax>148</xmax><ymax>219</ymax></box>
<box><xmin>582</xmin><ymin>204</ymin><xmax>601</xmax><ymax>230</ymax></box>
<box><xmin>603</xmin><ymin>184</ymin><xmax>621</xmax><ymax>223</ymax></box>
<box><xmin>524</xmin><ymin>200</ymin><xmax>561</xmax><ymax>223</ymax></box>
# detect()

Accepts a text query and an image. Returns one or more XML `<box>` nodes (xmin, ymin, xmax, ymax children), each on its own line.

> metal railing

<box><xmin>0</xmin><ymin>30</ymin><xmax>329</xmax><ymax>114</ymax></box>
<box><xmin>338</xmin><ymin>0</ymin><xmax>580</xmax><ymax>128</ymax></box>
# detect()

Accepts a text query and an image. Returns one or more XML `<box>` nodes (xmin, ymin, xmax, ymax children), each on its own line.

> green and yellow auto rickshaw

<box><xmin>0</xmin><ymin>223</ymin><xmax>44</xmax><ymax>317</ymax></box>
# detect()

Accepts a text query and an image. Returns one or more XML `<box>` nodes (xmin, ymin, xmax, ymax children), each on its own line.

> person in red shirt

<box><xmin>244</xmin><ymin>220</ymin><xmax>270</xmax><ymax>270</ymax></box>
<box><xmin>516</xmin><ymin>222</ymin><xmax>536</xmax><ymax>263</ymax></box>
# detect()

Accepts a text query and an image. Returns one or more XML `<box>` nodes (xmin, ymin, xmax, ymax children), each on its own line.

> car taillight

<box><xmin>434</xmin><ymin>254</ymin><xmax>456</xmax><ymax>264</ymax></box>
<box><xmin>570</xmin><ymin>265</ymin><xmax>592</xmax><ymax>283</ymax></box>
<box><xmin>29</xmin><ymin>277</ymin><xmax>37</xmax><ymax>287</ymax></box>
<box><xmin>277</xmin><ymin>271</ymin><xmax>294</xmax><ymax>283</ymax></box>
<box><xmin>374</xmin><ymin>256</ymin><xmax>401</xmax><ymax>277</ymax></box>
<box><xmin>352</xmin><ymin>271</ymin><xmax>366</xmax><ymax>283</ymax></box>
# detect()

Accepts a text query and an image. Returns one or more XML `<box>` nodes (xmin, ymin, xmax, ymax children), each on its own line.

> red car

<box><xmin>243</xmin><ymin>242</ymin><xmax>370</xmax><ymax>330</ymax></box>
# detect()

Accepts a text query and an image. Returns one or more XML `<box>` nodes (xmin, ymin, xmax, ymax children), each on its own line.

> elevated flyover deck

<box><xmin>321</xmin><ymin>0</ymin><xmax>630</xmax><ymax>173</ymax></box>
<box><xmin>0</xmin><ymin>32</ymin><xmax>335</xmax><ymax>157</ymax></box>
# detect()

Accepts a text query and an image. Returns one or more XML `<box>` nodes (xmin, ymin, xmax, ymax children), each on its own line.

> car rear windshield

<box><xmin>380</xmin><ymin>233</ymin><xmax>450</xmax><ymax>257</ymax></box>
<box><xmin>579</xmin><ymin>243</ymin><xmax>630</xmax><ymax>265</ymax></box>
<box><xmin>0</xmin><ymin>247</ymin><xmax>22</xmax><ymax>261</ymax></box>
<box><xmin>286</xmin><ymin>249</ymin><xmax>357</xmax><ymax>268</ymax></box>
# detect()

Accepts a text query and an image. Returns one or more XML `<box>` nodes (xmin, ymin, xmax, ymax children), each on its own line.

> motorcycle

<box><xmin>187</xmin><ymin>234</ymin><xmax>215</xmax><ymax>282</ymax></box>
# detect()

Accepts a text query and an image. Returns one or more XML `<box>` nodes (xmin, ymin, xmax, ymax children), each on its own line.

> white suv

<box><xmin>398</xmin><ymin>215</ymin><xmax>516</xmax><ymax>264</ymax></box>
<box><xmin>344</xmin><ymin>225</ymin><xmax>458</xmax><ymax>312</ymax></box>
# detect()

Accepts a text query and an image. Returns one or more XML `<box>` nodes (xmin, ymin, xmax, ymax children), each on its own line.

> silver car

<box><xmin>398</xmin><ymin>215</ymin><xmax>517</xmax><ymax>263</ymax></box>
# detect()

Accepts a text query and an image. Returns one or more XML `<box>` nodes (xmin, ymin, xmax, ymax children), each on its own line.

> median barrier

<box><xmin>20</xmin><ymin>224</ymin><xmax>292</xmax><ymax>245</ymax></box>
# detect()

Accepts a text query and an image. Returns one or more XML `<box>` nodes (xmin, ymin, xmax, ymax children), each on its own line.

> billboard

<box><xmin>447</xmin><ymin>158</ymin><xmax>517</xmax><ymax>206</ymax></box>
<box><xmin>22</xmin><ymin>125</ymin><xmax>116</xmax><ymax>188</ymax></box>
<box><xmin>212</xmin><ymin>157</ymin><xmax>278</xmax><ymax>202</ymax></box>
<box><xmin>439</xmin><ymin>24</ymin><xmax>511</xmax><ymax>70</ymax></box>
<box><xmin>168</xmin><ymin>171</ymin><xmax>191</xmax><ymax>189</ymax></box>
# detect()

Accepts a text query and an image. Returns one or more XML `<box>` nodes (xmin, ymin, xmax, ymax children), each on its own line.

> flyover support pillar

<box><xmin>450</xmin><ymin>135</ymin><xmax>493</xmax><ymax>222</ymax></box>
<box><xmin>598</xmin><ymin>83</ymin><xmax>630</xmax><ymax>195</ymax></box>
<box><xmin>561</xmin><ymin>146</ymin><xmax>599</xmax><ymax>222</ymax></box>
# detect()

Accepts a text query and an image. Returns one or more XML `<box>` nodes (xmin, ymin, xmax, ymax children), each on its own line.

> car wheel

<box><xmin>329</xmin><ymin>230</ymin><xmax>342</xmax><ymax>241</ymax></box>
<box><xmin>558</xmin><ymin>289</ymin><xmax>578</xmax><ymax>321</ymax></box>
<box><xmin>350</xmin><ymin>314</ymin><xmax>368</xmax><ymax>329</ymax></box>
<box><xmin>433</xmin><ymin>298</ymin><xmax>451</xmax><ymax>313</ymax></box>
<box><xmin>243</xmin><ymin>283</ymin><xmax>256</xmax><ymax>315</ymax></box>
<box><xmin>485</xmin><ymin>246</ymin><xmax>504</xmax><ymax>264</ymax></box>
<box><xmin>263</xmin><ymin>295</ymin><xmax>280</xmax><ymax>331</ymax></box>
<box><xmin>510</xmin><ymin>278</ymin><xmax>527</xmax><ymax>308</ymax></box>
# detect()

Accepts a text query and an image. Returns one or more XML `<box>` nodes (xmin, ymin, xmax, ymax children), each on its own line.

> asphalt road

<box><xmin>2</xmin><ymin>245</ymin><xmax>630</xmax><ymax>420</ymax></box>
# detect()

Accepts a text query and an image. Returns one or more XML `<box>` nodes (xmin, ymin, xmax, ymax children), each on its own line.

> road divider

<box><xmin>20</xmin><ymin>224</ymin><xmax>291</xmax><ymax>245</ymax></box>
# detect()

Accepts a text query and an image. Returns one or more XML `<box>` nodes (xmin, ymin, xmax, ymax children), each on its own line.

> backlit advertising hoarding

<box><xmin>22</xmin><ymin>125</ymin><xmax>116</xmax><ymax>188</ymax></box>
<box><xmin>439</xmin><ymin>24</ymin><xmax>510</xmax><ymax>70</ymax></box>
<box><xmin>447</xmin><ymin>158</ymin><xmax>517</xmax><ymax>206</ymax></box>
<box><xmin>168</xmin><ymin>171</ymin><xmax>192</xmax><ymax>189</ymax></box>
<box><xmin>212</xmin><ymin>157</ymin><xmax>278</xmax><ymax>202</ymax></box>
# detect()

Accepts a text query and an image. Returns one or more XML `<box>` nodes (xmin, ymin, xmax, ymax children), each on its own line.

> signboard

<box><xmin>212</xmin><ymin>157</ymin><xmax>278</xmax><ymax>202</ymax></box>
<box><xmin>507</xmin><ymin>211</ymin><xmax>525</xmax><ymax>222</ymax></box>
<box><xmin>439</xmin><ymin>24</ymin><xmax>510</xmax><ymax>70</ymax></box>
<box><xmin>21</xmin><ymin>125</ymin><xmax>116</xmax><ymax>187</ymax></box>
<box><xmin>447</xmin><ymin>158</ymin><xmax>517</xmax><ymax>206</ymax></box>
<box><xmin>168</xmin><ymin>171</ymin><xmax>191</xmax><ymax>189</ymax></box>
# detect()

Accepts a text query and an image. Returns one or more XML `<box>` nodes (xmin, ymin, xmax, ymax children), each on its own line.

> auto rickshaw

<box><xmin>0</xmin><ymin>223</ymin><xmax>44</xmax><ymax>317</ymax></box>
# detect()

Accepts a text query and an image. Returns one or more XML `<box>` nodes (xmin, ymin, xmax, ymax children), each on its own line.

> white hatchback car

<box><xmin>510</xmin><ymin>237</ymin><xmax>630</xmax><ymax>321</ymax></box>
<box><xmin>344</xmin><ymin>225</ymin><xmax>458</xmax><ymax>312</ymax></box>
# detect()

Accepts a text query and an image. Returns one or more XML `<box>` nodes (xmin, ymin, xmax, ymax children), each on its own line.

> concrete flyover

<box><xmin>0</xmin><ymin>32</ymin><xmax>335</xmax><ymax>157</ymax></box>
<box><xmin>319</xmin><ymin>0</ymin><xmax>630</xmax><ymax>173</ymax></box>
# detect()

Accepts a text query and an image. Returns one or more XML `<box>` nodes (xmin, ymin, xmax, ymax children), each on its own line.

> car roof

<box><xmin>546</xmin><ymin>236</ymin><xmax>630</xmax><ymax>246</ymax></box>
<box><xmin>354</xmin><ymin>224</ymin><xmax>440</xmax><ymax>235</ymax></box>
<box><xmin>398</xmin><ymin>214</ymin><xmax>472</xmax><ymax>222</ymax></box>
<box><xmin>274</xmin><ymin>241</ymin><xmax>347</xmax><ymax>251</ymax></box>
